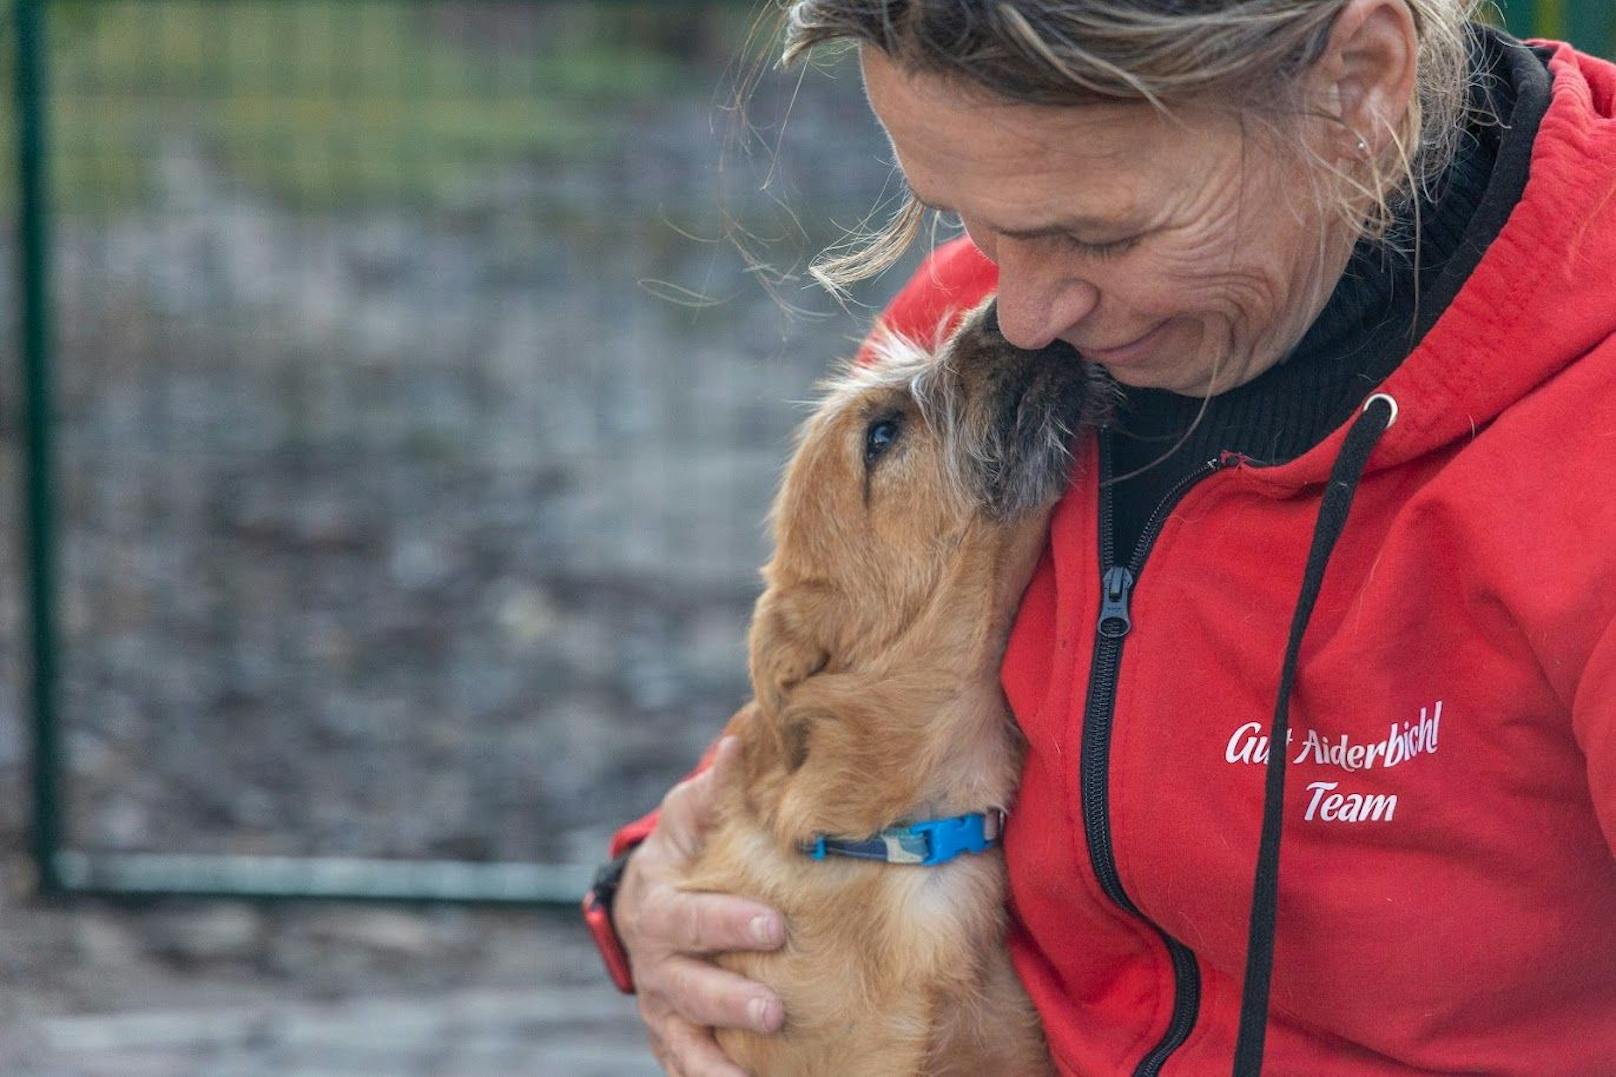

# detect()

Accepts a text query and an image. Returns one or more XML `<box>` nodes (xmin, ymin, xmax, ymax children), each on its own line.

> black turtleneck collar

<box><xmin>1106</xmin><ymin>23</ymin><xmax>1552</xmax><ymax>558</ymax></box>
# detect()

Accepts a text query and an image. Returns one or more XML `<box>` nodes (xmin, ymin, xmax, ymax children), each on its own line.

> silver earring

<box><xmin>1355</xmin><ymin>135</ymin><xmax>1370</xmax><ymax>157</ymax></box>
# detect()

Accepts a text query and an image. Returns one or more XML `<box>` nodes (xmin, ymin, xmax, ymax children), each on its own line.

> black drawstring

<box><xmin>1232</xmin><ymin>393</ymin><xmax>1397</xmax><ymax>1076</ymax></box>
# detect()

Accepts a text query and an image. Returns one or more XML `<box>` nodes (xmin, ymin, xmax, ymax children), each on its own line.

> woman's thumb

<box><xmin>661</xmin><ymin>735</ymin><xmax>739</xmax><ymax>859</ymax></box>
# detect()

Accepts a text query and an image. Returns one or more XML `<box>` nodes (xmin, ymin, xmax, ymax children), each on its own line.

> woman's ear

<box><xmin>1310</xmin><ymin>0</ymin><xmax>1419</xmax><ymax>163</ymax></box>
<box><xmin>748</xmin><ymin>583</ymin><xmax>832</xmax><ymax>721</ymax></box>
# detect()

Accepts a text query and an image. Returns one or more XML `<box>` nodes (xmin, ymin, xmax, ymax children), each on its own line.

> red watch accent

<box><xmin>582</xmin><ymin>888</ymin><xmax>635</xmax><ymax>994</ymax></box>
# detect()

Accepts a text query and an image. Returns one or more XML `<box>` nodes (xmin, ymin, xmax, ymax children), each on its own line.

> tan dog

<box><xmin>680</xmin><ymin>303</ymin><xmax>1108</xmax><ymax>1075</ymax></box>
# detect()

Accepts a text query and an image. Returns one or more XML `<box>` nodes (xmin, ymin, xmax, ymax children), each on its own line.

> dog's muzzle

<box><xmin>956</xmin><ymin>327</ymin><xmax>1109</xmax><ymax>521</ymax></box>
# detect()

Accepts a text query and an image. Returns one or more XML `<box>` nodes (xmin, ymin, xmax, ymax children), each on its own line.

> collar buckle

<box><xmin>911</xmin><ymin>809</ymin><xmax>1005</xmax><ymax>866</ymax></box>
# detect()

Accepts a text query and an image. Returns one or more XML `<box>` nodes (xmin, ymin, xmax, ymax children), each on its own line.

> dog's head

<box><xmin>748</xmin><ymin>300</ymin><xmax>1112</xmax><ymax>722</ymax></box>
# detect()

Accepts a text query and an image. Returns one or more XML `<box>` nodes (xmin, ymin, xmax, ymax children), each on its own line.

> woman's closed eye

<box><xmin>1058</xmin><ymin>233</ymin><xmax>1143</xmax><ymax>260</ymax></box>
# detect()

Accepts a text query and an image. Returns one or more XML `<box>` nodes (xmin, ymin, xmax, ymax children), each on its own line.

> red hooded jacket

<box><xmin>607</xmin><ymin>40</ymin><xmax>1616</xmax><ymax>1074</ymax></box>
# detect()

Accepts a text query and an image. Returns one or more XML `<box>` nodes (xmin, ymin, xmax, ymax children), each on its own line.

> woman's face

<box><xmin>861</xmin><ymin>49</ymin><xmax>1352</xmax><ymax>396</ymax></box>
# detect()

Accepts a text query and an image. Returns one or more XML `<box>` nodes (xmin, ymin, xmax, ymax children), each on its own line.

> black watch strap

<box><xmin>583</xmin><ymin>845</ymin><xmax>641</xmax><ymax>994</ymax></box>
<box><xmin>591</xmin><ymin>847</ymin><xmax>637</xmax><ymax>927</ymax></box>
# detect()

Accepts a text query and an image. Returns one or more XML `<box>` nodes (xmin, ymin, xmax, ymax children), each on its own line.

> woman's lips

<box><xmin>1077</xmin><ymin>320</ymin><xmax>1171</xmax><ymax>366</ymax></box>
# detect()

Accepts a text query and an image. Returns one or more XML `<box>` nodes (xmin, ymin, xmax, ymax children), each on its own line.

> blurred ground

<box><xmin>0</xmin><ymin>883</ymin><xmax>656</xmax><ymax>1074</ymax></box>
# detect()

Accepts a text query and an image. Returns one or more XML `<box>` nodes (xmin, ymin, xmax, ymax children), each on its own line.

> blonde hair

<box><xmin>779</xmin><ymin>0</ymin><xmax>1485</xmax><ymax>289</ymax></box>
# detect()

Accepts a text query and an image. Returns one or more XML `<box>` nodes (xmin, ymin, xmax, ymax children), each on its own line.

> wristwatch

<box><xmin>581</xmin><ymin>847</ymin><xmax>637</xmax><ymax>994</ymax></box>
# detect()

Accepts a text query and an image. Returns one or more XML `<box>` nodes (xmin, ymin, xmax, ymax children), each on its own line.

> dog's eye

<box><xmin>864</xmin><ymin>417</ymin><xmax>901</xmax><ymax>464</ymax></box>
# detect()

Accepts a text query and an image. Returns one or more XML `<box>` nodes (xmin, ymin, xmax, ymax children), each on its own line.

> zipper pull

<box><xmin>1098</xmin><ymin>565</ymin><xmax>1135</xmax><ymax>639</ymax></box>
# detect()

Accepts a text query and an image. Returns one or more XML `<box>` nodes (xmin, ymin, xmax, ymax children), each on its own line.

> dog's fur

<box><xmin>681</xmin><ymin>303</ymin><xmax>1108</xmax><ymax>1075</ymax></box>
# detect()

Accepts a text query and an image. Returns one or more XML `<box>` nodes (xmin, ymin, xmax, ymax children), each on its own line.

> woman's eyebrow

<box><xmin>917</xmin><ymin>203</ymin><xmax>1134</xmax><ymax>241</ymax></box>
<box><xmin>908</xmin><ymin>185</ymin><xmax>1138</xmax><ymax>239</ymax></box>
<box><xmin>998</xmin><ymin>219</ymin><xmax>1120</xmax><ymax>240</ymax></box>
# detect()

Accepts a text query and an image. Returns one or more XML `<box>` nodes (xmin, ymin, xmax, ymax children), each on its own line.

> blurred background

<box><xmin>1</xmin><ymin>1</ymin><xmax>1611</xmax><ymax>1073</ymax></box>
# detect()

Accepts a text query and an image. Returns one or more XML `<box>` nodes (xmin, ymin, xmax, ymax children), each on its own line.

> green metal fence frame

<box><xmin>10</xmin><ymin>0</ymin><xmax>608</xmax><ymax>907</ymax></box>
<box><xmin>15</xmin><ymin>0</ymin><xmax>65</xmax><ymax>899</ymax></box>
<box><xmin>11</xmin><ymin>0</ymin><xmax>1616</xmax><ymax>908</ymax></box>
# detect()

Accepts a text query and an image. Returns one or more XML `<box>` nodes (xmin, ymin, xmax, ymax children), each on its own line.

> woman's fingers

<box><xmin>644</xmin><ymin>955</ymin><xmax>784</xmax><ymax>1034</ymax></box>
<box><xmin>618</xmin><ymin>733</ymin><xmax>787</xmax><ymax>1076</ymax></box>
<box><xmin>643</xmin><ymin>888</ymin><xmax>786</xmax><ymax>957</ymax></box>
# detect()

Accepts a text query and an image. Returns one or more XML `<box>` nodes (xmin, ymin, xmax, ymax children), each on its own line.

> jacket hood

<box><xmin>1261</xmin><ymin>40</ymin><xmax>1616</xmax><ymax>487</ymax></box>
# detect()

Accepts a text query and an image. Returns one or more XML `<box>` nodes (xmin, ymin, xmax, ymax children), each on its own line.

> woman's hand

<box><xmin>616</xmin><ymin>736</ymin><xmax>787</xmax><ymax>1076</ymax></box>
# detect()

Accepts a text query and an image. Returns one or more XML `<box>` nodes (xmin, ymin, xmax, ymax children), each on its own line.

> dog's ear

<box><xmin>779</xmin><ymin>712</ymin><xmax>812</xmax><ymax>772</ymax></box>
<box><xmin>748</xmin><ymin>583</ymin><xmax>832</xmax><ymax>723</ymax></box>
<box><xmin>768</xmin><ymin>671</ymin><xmax>940</xmax><ymax>839</ymax></box>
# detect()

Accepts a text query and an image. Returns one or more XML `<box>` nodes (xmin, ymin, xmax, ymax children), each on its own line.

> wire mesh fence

<box><xmin>4</xmin><ymin>0</ymin><xmax>920</xmax><ymax>904</ymax></box>
<box><xmin>5</xmin><ymin>0</ymin><xmax>1613</xmax><ymax>906</ymax></box>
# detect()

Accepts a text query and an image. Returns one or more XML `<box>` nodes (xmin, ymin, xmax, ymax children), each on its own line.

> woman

<box><xmin>581</xmin><ymin>1</ymin><xmax>1616</xmax><ymax>1073</ymax></box>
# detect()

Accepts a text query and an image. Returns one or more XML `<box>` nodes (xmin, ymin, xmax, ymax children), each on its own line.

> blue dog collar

<box><xmin>800</xmin><ymin>810</ymin><xmax>1005</xmax><ymax>867</ymax></box>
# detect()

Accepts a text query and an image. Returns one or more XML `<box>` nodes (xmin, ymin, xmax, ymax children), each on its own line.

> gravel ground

<box><xmin>0</xmin><ymin>890</ymin><xmax>656</xmax><ymax>1075</ymax></box>
<box><xmin>0</xmin><ymin>18</ymin><xmax>927</xmax><ymax>1073</ymax></box>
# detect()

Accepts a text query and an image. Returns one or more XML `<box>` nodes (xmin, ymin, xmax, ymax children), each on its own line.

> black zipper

<box><xmin>1080</xmin><ymin>432</ymin><xmax>1232</xmax><ymax>1077</ymax></box>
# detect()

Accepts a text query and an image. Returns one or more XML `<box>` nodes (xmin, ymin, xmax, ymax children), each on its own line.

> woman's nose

<box><xmin>991</xmin><ymin>243</ymin><xmax>1100</xmax><ymax>351</ymax></box>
